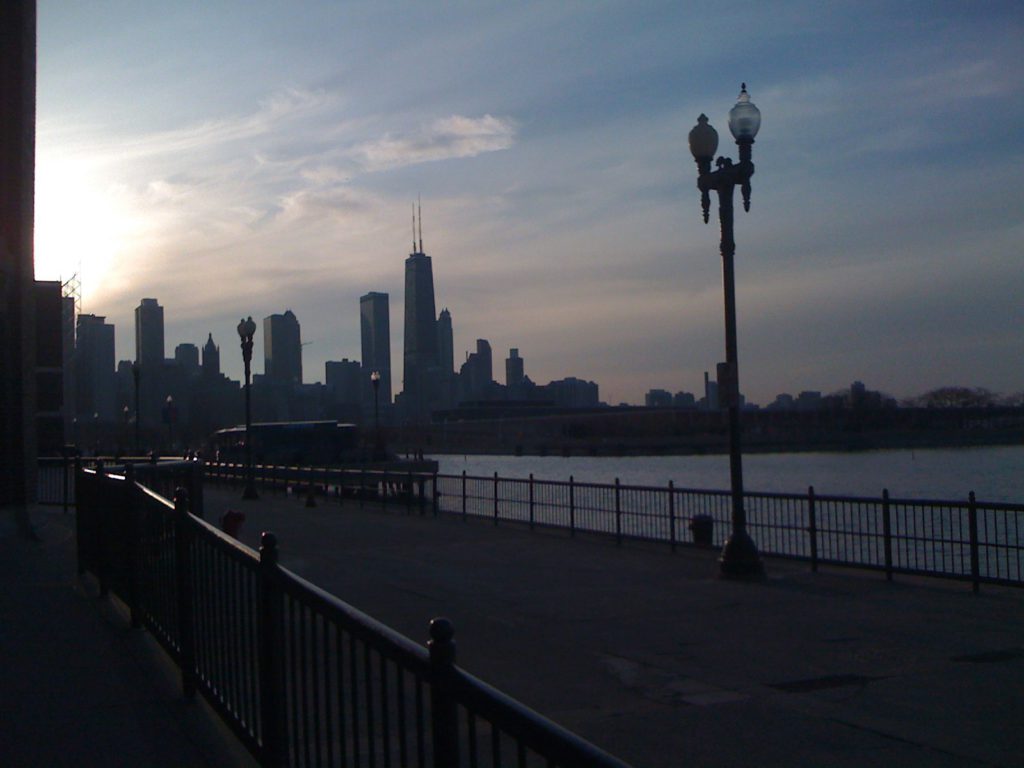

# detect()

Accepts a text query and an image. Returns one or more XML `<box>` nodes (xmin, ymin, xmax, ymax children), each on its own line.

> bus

<box><xmin>207</xmin><ymin>421</ymin><xmax>362</xmax><ymax>466</ymax></box>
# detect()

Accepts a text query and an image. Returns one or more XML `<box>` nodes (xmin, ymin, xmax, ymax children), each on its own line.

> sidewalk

<box><xmin>216</xmin><ymin>485</ymin><xmax>1024</xmax><ymax>768</ymax></box>
<box><xmin>0</xmin><ymin>506</ymin><xmax>255</xmax><ymax>768</ymax></box>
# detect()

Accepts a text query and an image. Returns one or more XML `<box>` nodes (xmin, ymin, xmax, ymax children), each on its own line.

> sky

<box><xmin>34</xmin><ymin>1</ymin><xmax>1024</xmax><ymax>406</ymax></box>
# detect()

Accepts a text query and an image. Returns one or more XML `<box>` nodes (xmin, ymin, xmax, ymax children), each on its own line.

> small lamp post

<box><xmin>370</xmin><ymin>370</ymin><xmax>382</xmax><ymax>460</ymax></box>
<box><xmin>131</xmin><ymin>361</ymin><xmax>140</xmax><ymax>454</ymax></box>
<box><xmin>237</xmin><ymin>316</ymin><xmax>259</xmax><ymax>500</ymax></box>
<box><xmin>688</xmin><ymin>84</ymin><xmax>765</xmax><ymax>579</ymax></box>
<box><xmin>164</xmin><ymin>395</ymin><xmax>175</xmax><ymax>451</ymax></box>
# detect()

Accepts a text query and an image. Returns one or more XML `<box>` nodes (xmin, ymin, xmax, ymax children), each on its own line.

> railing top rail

<box><xmin>450</xmin><ymin>667</ymin><xmax>633</xmax><ymax>768</ymax></box>
<box><xmin>277</xmin><ymin>563</ymin><xmax>432</xmax><ymax>675</ymax></box>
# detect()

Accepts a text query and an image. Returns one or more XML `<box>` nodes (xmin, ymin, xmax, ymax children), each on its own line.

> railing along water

<box><xmin>75</xmin><ymin>463</ymin><xmax>630</xmax><ymax>768</ymax></box>
<box><xmin>202</xmin><ymin>462</ymin><xmax>1024</xmax><ymax>590</ymax></box>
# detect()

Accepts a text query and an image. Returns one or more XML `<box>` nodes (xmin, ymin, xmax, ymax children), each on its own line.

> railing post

<box><xmin>462</xmin><ymin>471</ymin><xmax>467</xmax><ymax>521</ymax></box>
<box><xmin>668</xmin><ymin>481</ymin><xmax>677</xmax><ymax>552</ymax></box>
<box><xmin>968</xmin><ymin>491</ymin><xmax>980</xmax><ymax>594</ymax></box>
<box><xmin>614</xmin><ymin>478</ymin><xmax>622</xmax><ymax>545</ymax></box>
<box><xmin>428</xmin><ymin>617</ymin><xmax>459</xmax><ymax>767</ymax></box>
<box><xmin>259</xmin><ymin>532</ymin><xmax>287</xmax><ymax>767</ymax></box>
<box><xmin>432</xmin><ymin>471</ymin><xmax>439</xmax><ymax>517</ymax></box>
<box><xmin>418</xmin><ymin>475</ymin><xmax>426</xmax><ymax>516</ymax></box>
<box><xmin>174</xmin><ymin>487</ymin><xmax>196</xmax><ymax>698</ymax></box>
<box><xmin>190</xmin><ymin>459</ymin><xmax>204</xmax><ymax>519</ymax></box>
<box><xmin>95</xmin><ymin>462</ymin><xmax>109</xmax><ymax>597</ymax></box>
<box><xmin>569</xmin><ymin>475</ymin><xmax>575</xmax><ymax>537</ymax></box>
<box><xmin>62</xmin><ymin>450</ymin><xmax>70</xmax><ymax>514</ymax></box>
<box><xmin>74</xmin><ymin>458</ymin><xmax>86</xmax><ymax>575</ymax></box>
<box><xmin>808</xmin><ymin>486</ymin><xmax>818</xmax><ymax>573</ymax></box>
<box><xmin>125</xmin><ymin>464</ymin><xmax>142</xmax><ymax>628</ymax></box>
<box><xmin>882</xmin><ymin>488</ymin><xmax>893</xmax><ymax>582</ymax></box>
<box><xmin>407</xmin><ymin>470</ymin><xmax>414</xmax><ymax>513</ymax></box>
<box><xmin>529</xmin><ymin>473</ymin><xmax>535</xmax><ymax>531</ymax></box>
<box><xmin>493</xmin><ymin>472</ymin><xmax>499</xmax><ymax>526</ymax></box>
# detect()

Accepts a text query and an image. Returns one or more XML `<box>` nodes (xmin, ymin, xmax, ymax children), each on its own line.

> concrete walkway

<box><xmin>0</xmin><ymin>506</ymin><xmax>255</xmax><ymax>768</ymax></box>
<box><xmin>213</xmin><ymin>485</ymin><xmax>1024</xmax><ymax>768</ymax></box>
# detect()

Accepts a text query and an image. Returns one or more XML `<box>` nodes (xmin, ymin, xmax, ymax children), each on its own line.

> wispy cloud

<box><xmin>351</xmin><ymin>114</ymin><xmax>516</xmax><ymax>172</ymax></box>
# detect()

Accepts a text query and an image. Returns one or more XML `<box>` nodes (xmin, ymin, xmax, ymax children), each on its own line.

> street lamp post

<box><xmin>370</xmin><ymin>370</ymin><xmax>382</xmax><ymax>460</ymax></box>
<box><xmin>237</xmin><ymin>316</ymin><xmax>259</xmax><ymax>500</ymax></box>
<box><xmin>689</xmin><ymin>84</ymin><xmax>765</xmax><ymax>579</ymax></box>
<box><xmin>131</xmin><ymin>361</ymin><xmax>140</xmax><ymax>454</ymax></box>
<box><xmin>123</xmin><ymin>405</ymin><xmax>130</xmax><ymax>452</ymax></box>
<box><xmin>164</xmin><ymin>395</ymin><xmax>175</xmax><ymax>451</ymax></box>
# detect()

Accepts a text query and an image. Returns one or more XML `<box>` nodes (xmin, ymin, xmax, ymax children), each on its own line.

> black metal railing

<box><xmin>203</xmin><ymin>462</ymin><xmax>1024</xmax><ymax>591</ymax></box>
<box><xmin>75</xmin><ymin>463</ymin><xmax>630</xmax><ymax>768</ymax></box>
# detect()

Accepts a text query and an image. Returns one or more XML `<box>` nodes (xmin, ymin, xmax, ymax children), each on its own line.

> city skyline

<box><xmin>33</xmin><ymin>3</ymin><xmax>1024</xmax><ymax>405</ymax></box>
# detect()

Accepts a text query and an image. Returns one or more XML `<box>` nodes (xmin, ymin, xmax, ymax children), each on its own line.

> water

<box><xmin>431</xmin><ymin>445</ymin><xmax>1024</xmax><ymax>503</ymax></box>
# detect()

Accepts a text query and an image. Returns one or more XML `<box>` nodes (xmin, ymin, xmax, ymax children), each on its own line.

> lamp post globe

<box><xmin>688</xmin><ymin>85</ymin><xmax>765</xmax><ymax>580</ymax></box>
<box><xmin>727</xmin><ymin>84</ymin><xmax>761</xmax><ymax>142</ymax></box>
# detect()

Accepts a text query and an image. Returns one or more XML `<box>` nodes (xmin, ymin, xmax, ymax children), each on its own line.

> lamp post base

<box><xmin>719</xmin><ymin>530</ymin><xmax>765</xmax><ymax>580</ymax></box>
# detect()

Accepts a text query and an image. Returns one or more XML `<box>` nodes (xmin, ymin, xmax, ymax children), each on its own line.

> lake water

<box><xmin>430</xmin><ymin>445</ymin><xmax>1023</xmax><ymax>503</ymax></box>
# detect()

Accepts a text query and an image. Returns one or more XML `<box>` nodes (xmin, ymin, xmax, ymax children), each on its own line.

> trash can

<box><xmin>689</xmin><ymin>515</ymin><xmax>714</xmax><ymax>547</ymax></box>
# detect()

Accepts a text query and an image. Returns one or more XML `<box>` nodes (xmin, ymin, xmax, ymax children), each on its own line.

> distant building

<box><xmin>544</xmin><ymin>377</ymin><xmax>600</xmax><ymax>408</ymax></box>
<box><xmin>75</xmin><ymin>314</ymin><xmax>116</xmax><ymax>422</ymax></box>
<box><xmin>703</xmin><ymin>371</ymin><xmax>719</xmax><ymax>411</ymax></box>
<box><xmin>325</xmin><ymin>358</ymin><xmax>362</xmax><ymax>421</ymax></box>
<box><xmin>436</xmin><ymin>307</ymin><xmax>455</xmax><ymax>409</ymax></box>
<box><xmin>796</xmin><ymin>391</ymin><xmax>822</xmax><ymax>410</ymax></box>
<box><xmin>402</xmin><ymin>232</ymin><xmax>440</xmax><ymax>421</ymax></box>
<box><xmin>175</xmin><ymin>343</ymin><xmax>200</xmax><ymax>379</ymax></box>
<box><xmin>35</xmin><ymin>281</ymin><xmax>65</xmax><ymax>453</ymax></box>
<box><xmin>645</xmin><ymin>389</ymin><xmax>673</xmax><ymax>408</ymax></box>
<box><xmin>264</xmin><ymin>310</ymin><xmax>302</xmax><ymax>385</ymax></box>
<box><xmin>359</xmin><ymin>292</ymin><xmax>392</xmax><ymax>407</ymax></box>
<box><xmin>202</xmin><ymin>333</ymin><xmax>220</xmax><ymax>379</ymax></box>
<box><xmin>506</xmin><ymin>348</ymin><xmax>524</xmax><ymax>389</ymax></box>
<box><xmin>135</xmin><ymin>298</ymin><xmax>164</xmax><ymax>425</ymax></box>
<box><xmin>437</xmin><ymin>308</ymin><xmax>454</xmax><ymax>381</ymax></box>
<box><xmin>673</xmin><ymin>391</ymin><xmax>697</xmax><ymax>408</ymax></box>
<box><xmin>767</xmin><ymin>393</ymin><xmax>795</xmax><ymax>410</ymax></box>
<box><xmin>459</xmin><ymin>339</ymin><xmax>494</xmax><ymax>403</ymax></box>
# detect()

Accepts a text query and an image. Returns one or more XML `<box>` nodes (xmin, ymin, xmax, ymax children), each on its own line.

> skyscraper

<box><xmin>436</xmin><ymin>308</ymin><xmax>455</xmax><ymax>409</ymax></box>
<box><xmin>175</xmin><ymin>343</ymin><xmax>200</xmax><ymax>378</ymax></box>
<box><xmin>75</xmin><ymin>314</ymin><xmax>116</xmax><ymax>421</ymax></box>
<box><xmin>264</xmin><ymin>310</ymin><xmax>302</xmax><ymax>385</ymax></box>
<box><xmin>402</xmin><ymin>206</ymin><xmax>440</xmax><ymax>421</ymax></box>
<box><xmin>506</xmin><ymin>348</ymin><xmax>524</xmax><ymax>389</ymax></box>
<box><xmin>202</xmin><ymin>333</ymin><xmax>220</xmax><ymax>379</ymax></box>
<box><xmin>359</xmin><ymin>292</ymin><xmax>392</xmax><ymax>406</ymax></box>
<box><xmin>135</xmin><ymin>298</ymin><xmax>164</xmax><ymax>425</ymax></box>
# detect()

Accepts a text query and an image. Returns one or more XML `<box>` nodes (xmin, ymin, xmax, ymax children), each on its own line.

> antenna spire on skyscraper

<box><xmin>411</xmin><ymin>202</ymin><xmax>416</xmax><ymax>253</ymax></box>
<box><xmin>418</xmin><ymin>194</ymin><xmax>424</xmax><ymax>253</ymax></box>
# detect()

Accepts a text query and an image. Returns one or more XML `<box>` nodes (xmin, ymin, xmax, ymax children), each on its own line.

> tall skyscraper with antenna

<box><xmin>401</xmin><ymin>200</ymin><xmax>441</xmax><ymax>422</ymax></box>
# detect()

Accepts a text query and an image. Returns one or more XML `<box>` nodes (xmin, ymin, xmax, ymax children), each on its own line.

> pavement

<box><xmin>3</xmin><ymin>486</ymin><xmax>1023</xmax><ymax>768</ymax></box>
<box><xmin>0</xmin><ymin>505</ymin><xmax>256</xmax><ymax>768</ymax></box>
<box><xmin>216</xmin><ymin>485</ymin><xmax>1024</xmax><ymax>768</ymax></box>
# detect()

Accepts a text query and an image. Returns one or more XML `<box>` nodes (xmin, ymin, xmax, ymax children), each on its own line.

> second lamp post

<box><xmin>237</xmin><ymin>316</ymin><xmax>259</xmax><ymax>500</ymax></box>
<box><xmin>688</xmin><ymin>84</ymin><xmax>765</xmax><ymax>579</ymax></box>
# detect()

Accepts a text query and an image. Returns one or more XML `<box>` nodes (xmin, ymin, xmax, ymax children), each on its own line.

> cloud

<box><xmin>351</xmin><ymin>114</ymin><xmax>516</xmax><ymax>172</ymax></box>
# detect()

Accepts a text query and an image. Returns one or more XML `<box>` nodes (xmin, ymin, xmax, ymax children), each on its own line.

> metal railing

<box><xmin>203</xmin><ymin>462</ymin><xmax>1024</xmax><ymax>591</ymax></box>
<box><xmin>75</xmin><ymin>463</ymin><xmax>630</xmax><ymax>768</ymax></box>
